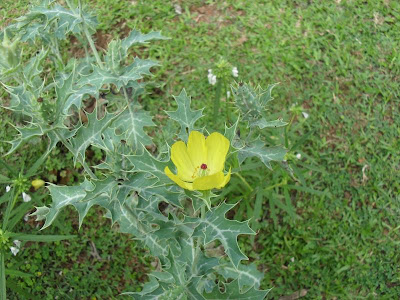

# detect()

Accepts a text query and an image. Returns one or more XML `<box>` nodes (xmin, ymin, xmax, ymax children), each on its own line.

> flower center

<box><xmin>201</xmin><ymin>163</ymin><xmax>208</xmax><ymax>170</ymax></box>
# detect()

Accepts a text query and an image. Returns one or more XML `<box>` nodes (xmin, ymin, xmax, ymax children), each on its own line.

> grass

<box><xmin>1</xmin><ymin>0</ymin><xmax>400</xmax><ymax>298</ymax></box>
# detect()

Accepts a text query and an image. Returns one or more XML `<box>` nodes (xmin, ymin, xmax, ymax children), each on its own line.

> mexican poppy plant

<box><xmin>165</xmin><ymin>131</ymin><xmax>231</xmax><ymax>191</ymax></box>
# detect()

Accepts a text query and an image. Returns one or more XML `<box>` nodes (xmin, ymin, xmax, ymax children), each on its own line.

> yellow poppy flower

<box><xmin>164</xmin><ymin>131</ymin><xmax>231</xmax><ymax>191</ymax></box>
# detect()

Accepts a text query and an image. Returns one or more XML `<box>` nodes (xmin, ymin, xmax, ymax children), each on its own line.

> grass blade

<box><xmin>8</xmin><ymin>234</ymin><xmax>76</xmax><ymax>242</ymax></box>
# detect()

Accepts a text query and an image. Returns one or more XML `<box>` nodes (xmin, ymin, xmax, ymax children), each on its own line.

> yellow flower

<box><xmin>31</xmin><ymin>179</ymin><xmax>45</xmax><ymax>190</ymax></box>
<box><xmin>164</xmin><ymin>131</ymin><xmax>231</xmax><ymax>191</ymax></box>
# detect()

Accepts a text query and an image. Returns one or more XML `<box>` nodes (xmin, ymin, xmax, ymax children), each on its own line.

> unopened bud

<box><xmin>31</xmin><ymin>179</ymin><xmax>45</xmax><ymax>190</ymax></box>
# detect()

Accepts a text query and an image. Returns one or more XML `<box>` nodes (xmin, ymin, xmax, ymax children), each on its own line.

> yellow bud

<box><xmin>31</xmin><ymin>179</ymin><xmax>45</xmax><ymax>190</ymax></box>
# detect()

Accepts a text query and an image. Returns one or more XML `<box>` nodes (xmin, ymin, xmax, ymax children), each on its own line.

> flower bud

<box><xmin>31</xmin><ymin>179</ymin><xmax>45</xmax><ymax>190</ymax></box>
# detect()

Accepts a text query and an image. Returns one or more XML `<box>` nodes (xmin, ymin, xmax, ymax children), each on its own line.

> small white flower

<box><xmin>302</xmin><ymin>112</ymin><xmax>309</xmax><ymax>119</ymax></box>
<box><xmin>290</xmin><ymin>257</ymin><xmax>295</xmax><ymax>263</ymax></box>
<box><xmin>207</xmin><ymin>69</ymin><xmax>217</xmax><ymax>85</ymax></box>
<box><xmin>296</xmin><ymin>153</ymin><xmax>302</xmax><ymax>159</ymax></box>
<box><xmin>13</xmin><ymin>240</ymin><xmax>21</xmax><ymax>248</ymax></box>
<box><xmin>10</xmin><ymin>246</ymin><xmax>19</xmax><ymax>256</ymax></box>
<box><xmin>174</xmin><ymin>4</ymin><xmax>182</xmax><ymax>15</ymax></box>
<box><xmin>22</xmin><ymin>192</ymin><xmax>31</xmax><ymax>202</ymax></box>
<box><xmin>5</xmin><ymin>186</ymin><xmax>11</xmax><ymax>192</ymax></box>
<box><xmin>232</xmin><ymin>67</ymin><xmax>239</xmax><ymax>77</ymax></box>
<box><xmin>24</xmin><ymin>213</ymin><xmax>29</xmax><ymax>222</ymax></box>
<box><xmin>226</xmin><ymin>91</ymin><xmax>231</xmax><ymax>98</ymax></box>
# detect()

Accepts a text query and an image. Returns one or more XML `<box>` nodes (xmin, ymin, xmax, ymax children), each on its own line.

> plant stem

<box><xmin>284</xmin><ymin>113</ymin><xmax>296</xmax><ymax>149</ymax></box>
<box><xmin>2</xmin><ymin>189</ymin><xmax>19</xmax><ymax>231</ymax></box>
<box><xmin>191</xmin><ymin>204</ymin><xmax>206</xmax><ymax>275</ymax></box>
<box><xmin>0</xmin><ymin>252</ymin><xmax>6</xmax><ymax>300</ymax></box>
<box><xmin>82</xmin><ymin>25</ymin><xmax>103</xmax><ymax>68</ymax></box>
<box><xmin>54</xmin><ymin>130</ymin><xmax>97</xmax><ymax>180</ymax></box>
<box><xmin>224</xmin><ymin>79</ymin><xmax>231</xmax><ymax>123</ymax></box>
<box><xmin>264</xmin><ymin>179</ymin><xmax>287</xmax><ymax>192</ymax></box>
<box><xmin>234</xmin><ymin>172</ymin><xmax>253</xmax><ymax>192</ymax></box>
<box><xmin>214</xmin><ymin>80</ymin><xmax>222</xmax><ymax>127</ymax></box>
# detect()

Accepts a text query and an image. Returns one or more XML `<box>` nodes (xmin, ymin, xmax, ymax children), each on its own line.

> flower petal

<box><xmin>165</xmin><ymin>166</ymin><xmax>194</xmax><ymax>190</ymax></box>
<box><xmin>217</xmin><ymin>168</ymin><xmax>231</xmax><ymax>189</ymax></box>
<box><xmin>187</xmin><ymin>131</ymin><xmax>207</xmax><ymax>168</ymax></box>
<box><xmin>205</xmin><ymin>132</ymin><xmax>230</xmax><ymax>174</ymax></box>
<box><xmin>171</xmin><ymin>141</ymin><xmax>195</xmax><ymax>181</ymax></box>
<box><xmin>193</xmin><ymin>171</ymin><xmax>224</xmax><ymax>191</ymax></box>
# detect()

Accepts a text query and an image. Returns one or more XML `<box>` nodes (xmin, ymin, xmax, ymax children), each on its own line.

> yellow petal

<box><xmin>187</xmin><ymin>131</ymin><xmax>207</xmax><ymax>168</ymax></box>
<box><xmin>171</xmin><ymin>141</ymin><xmax>195</xmax><ymax>182</ymax></box>
<box><xmin>218</xmin><ymin>168</ymin><xmax>231</xmax><ymax>188</ymax></box>
<box><xmin>193</xmin><ymin>171</ymin><xmax>224</xmax><ymax>191</ymax></box>
<box><xmin>205</xmin><ymin>132</ymin><xmax>230</xmax><ymax>174</ymax></box>
<box><xmin>165</xmin><ymin>166</ymin><xmax>194</xmax><ymax>190</ymax></box>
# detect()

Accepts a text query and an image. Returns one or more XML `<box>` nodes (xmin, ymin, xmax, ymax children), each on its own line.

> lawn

<box><xmin>1</xmin><ymin>0</ymin><xmax>399</xmax><ymax>299</ymax></box>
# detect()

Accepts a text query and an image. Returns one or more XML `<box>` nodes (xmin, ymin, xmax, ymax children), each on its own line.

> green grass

<box><xmin>1</xmin><ymin>0</ymin><xmax>400</xmax><ymax>298</ymax></box>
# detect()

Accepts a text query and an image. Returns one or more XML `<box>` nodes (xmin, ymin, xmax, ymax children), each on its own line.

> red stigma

<box><xmin>201</xmin><ymin>163</ymin><xmax>208</xmax><ymax>170</ymax></box>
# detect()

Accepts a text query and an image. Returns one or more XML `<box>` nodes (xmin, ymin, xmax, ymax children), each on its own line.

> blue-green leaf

<box><xmin>166</xmin><ymin>89</ymin><xmax>204</xmax><ymax>141</ymax></box>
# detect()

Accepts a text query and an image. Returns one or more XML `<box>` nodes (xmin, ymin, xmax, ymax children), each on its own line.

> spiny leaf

<box><xmin>4</xmin><ymin>84</ymin><xmax>41</xmax><ymax>118</ymax></box>
<box><xmin>185</xmin><ymin>202</ymin><xmax>255</xmax><ymax>268</ymax></box>
<box><xmin>23</xmin><ymin>48</ymin><xmax>48</xmax><ymax>83</ymax></box>
<box><xmin>15</xmin><ymin>1</ymin><xmax>96</xmax><ymax>40</ymax></box>
<box><xmin>203</xmin><ymin>279</ymin><xmax>270</xmax><ymax>300</ymax></box>
<box><xmin>216</xmin><ymin>262</ymin><xmax>264</xmax><ymax>290</ymax></box>
<box><xmin>122</xmin><ymin>30</ymin><xmax>169</xmax><ymax>50</ymax></box>
<box><xmin>69</xmin><ymin>109</ymin><xmax>119</xmax><ymax>163</ymax></box>
<box><xmin>6</xmin><ymin>124</ymin><xmax>50</xmax><ymax>155</ymax></box>
<box><xmin>166</xmin><ymin>89</ymin><xmax>204</xmax><ymax>141</ymax></box>
<box><xmin>125</xmin><ymin>148</ymin><xmax>171</xmax><ymax>183</ymax></box>
<box><xmin>113</xmin><ymin>106</ymin><xmax>155</xmax><ymax>151</ymax></box>
<box><xmin>251</xmin><ymin>117</ymin><xmax>288</xmax><ymax>129</ymax></box>
<box><xmin>238</xmin><ymin>138</ymin><xmax>288</xmax><ymax>169</ymax></box>
<box><xmin>78</xmin><ymin>58</ymin><xmax>158</xmax><ymax>90</ymax></box>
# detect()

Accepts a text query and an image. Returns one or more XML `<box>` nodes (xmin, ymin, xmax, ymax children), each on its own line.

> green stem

<box><xmin>0</xmin><ymin>252</ymin><xmax>6</xmax><ymax>300</ymax></box>
<box><xmin>214</xmin><ymin>79</ymin><xmax>222</xmax><ymax>127</ymax></box>
<box><xmin>191</xmin><ymin>204</ymin><xmax>205</xmax><ymax>275</ymax></box>
<box><xmin>264</xmin><ymin>179</ymin><xmax>287</xmax><ymax>192</ymax></box>
<box><xmin>82</xmin><ymin>24</ymin><xmax>103</xmax><ymax>68</ymax></box>
<box><xmin>284</xmin><ymin>113</ymin><xmax>296</xmax><ymax>149</ymax></box>
<box><xmin>234</xmin><ymin>173</ymin><xmax>253</xmax><ymax>192</ymax></box>
<box><xmin>224</xmin><ymin>80</ymin><xmax>231</xmax><ymax>123</ymax></box>
<box><xmin>54</xmin><ymin>130</ymin><xmax>97</xmax><ymax>180</ymax></box>
<box><xmin>2</xmin><ymin>189</ymin><xmax>19</xmax><ymax>231</ymax></box>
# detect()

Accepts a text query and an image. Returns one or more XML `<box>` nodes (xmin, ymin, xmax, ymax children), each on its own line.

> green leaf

<box><xmin>216</xmin><ymin>262</ymin><xmax>264</xmax><ymax>290</ymax></box>
<box><xmin>23</xmin><ymin>48</ymin><xmax>48</xmax><ymax>83</ymax></box>
<box><xmin>5</xmin><ymin>124</ymin><xmax>50</xmax><ymax>155</ymax></box>
<box><xmin>5</xmin><ymin>269</ymin><xmax>33</xmax><ymax>278</ymax></box>
<box><xmin>203</xmin><ymin>279</ymin><xmax>270</xmax><ymax>300</ymax></box>
<box><xmin>122</xmin><ymin>30</ymin><xmax>169</xmax><ymax>50</ymax></box>
<box><xmin>238</xmin><ymin>138</ymin><xmax>287</xmax><ymax>169</ymax></box>
<box><xmin>78</xmin><ymin>58</ymin><xmax>158</xmax><ymax>90</ymax></box>
<box><xmin>125</xmin><ymin>149</ymin><xmax>170</xmax><ymax>183</ymax></box>
<box><xmin>4</xmin><ymin>84</ymin><xmax>41</xmax><ymax>118</ymax></box>
<box><xmin>16</xmin><ymin>1</ymin><xmax>97</xmax><ymax>40</ymax></box>
<box><xmin>69</xmin><ymin>109</ymin><xmax>119</xmax><ymax>163</ymax></box>
<box><xmin>113</xmin><ymin>107</ymin><xmax>155</xmax><ymax>151</ymax></box>
<box><xmin>166</xmin><ymin>89</ymin><xmax>204</xmax><ymax>141</ymax></box>
<box><xmin>251</xmin><ymin>117</ymin><xmax>288</xmax><ymax>129</ymax></box>
<box><xmin>7</xmin><ymin>233</ymin><xmax>75</xmax><ymax>242</ymax></box>
<box><xmin>185</xmin><ymin>202</ymin><xmax>255</xmax><ymax>268</ymax></box>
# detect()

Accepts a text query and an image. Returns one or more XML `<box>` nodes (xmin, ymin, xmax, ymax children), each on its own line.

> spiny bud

<box><xmin>0</xmin><ymin>31</ymin><xmax>21</xmax><ymax>69</ymax></box>
<box><xmin>31</xmin><ymin>179</ymin><xmax>45</xmax><ymax>190</ymax></box>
